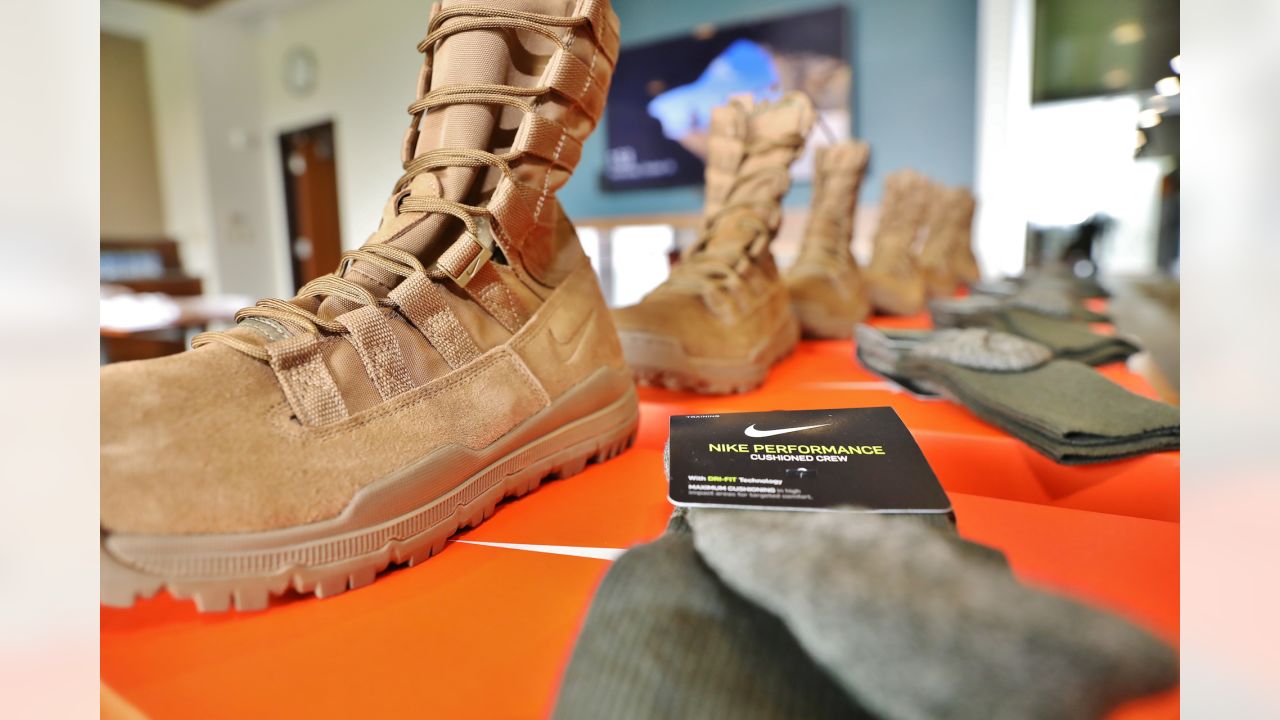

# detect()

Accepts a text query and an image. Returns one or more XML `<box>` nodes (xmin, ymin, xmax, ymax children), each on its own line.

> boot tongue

<box><xmin>700</xmin><ymin>92</ymin><xmax>815</xmax><ymax>262</ymax></box>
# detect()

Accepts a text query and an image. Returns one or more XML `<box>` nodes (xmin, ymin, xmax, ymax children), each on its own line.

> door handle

<box><xmin>293</xmin><ymin>236</ymin><xmax>314</xmax><ymax>261</ymax></box>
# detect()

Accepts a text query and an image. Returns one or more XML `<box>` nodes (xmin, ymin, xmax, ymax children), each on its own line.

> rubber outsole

<box><xmin>619</xmin><ymin>313</ymin><xmax>800</xmax><ymax>395</ymax></box>
<box><xmin>102</xmin><ymin>385</ymin><xmax>639</xmax><ymax>613</ymax></box>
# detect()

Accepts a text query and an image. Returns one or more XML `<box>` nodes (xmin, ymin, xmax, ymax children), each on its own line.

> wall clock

<box><xmin>283</xmin><ymin>45</ymin><xmax>318</xmax><ymax>97</ymax></box>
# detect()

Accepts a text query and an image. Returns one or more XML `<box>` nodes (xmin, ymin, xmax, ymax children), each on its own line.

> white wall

<box><xmin>103</xmin><ymin>0</ymin><xmax>346</xmax><ymax>299</ymax></box>
<box><xmin>250</xmin><ymin>0</ymin><xmax>430</xmax><ymax>295</ymax></box>
<box><xmin>101</xmin><ymin>0</ymin><xmax>220</xmax><ymax>289</ymax></box>
<box><xmin>1018</xmin><ymin>96</ymin><xmax>1166</xmax><ymax>275</ymax></box>
<box><xmin>101</xmin><ymin>32</ymin><xmax>167</xmax><ymax>237</ymax></box>
<box><xmin>103</xmin><ymin>0</ymin><xmax>442</xmax><ymax>299</ymax></box>
<box><xmin>974</xmin><ymin>0</ymin><xmax>1033</xmax><ymax>278</ymax></box>
<box><xmin>975</xmin><ymin>0</ymin><xmax>1165</xmax><ymax>279</ymax></box>
<box><xmin>190</xmin><ymin>13</ymin><xmax>278</xmax><ymax>297</ymax></box>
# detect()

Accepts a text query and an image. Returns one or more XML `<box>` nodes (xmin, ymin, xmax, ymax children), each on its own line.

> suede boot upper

<box><xmin>865</xmin><ymin>169</ymin><xmax>931</xmax><ymax>315</ymax></box>
<box><xmin>917</xmin><ymin>184</ymin><xmax>961</xmax><ymax>298</ymax></box>
<box><xmin>785</xmin><ymin>140</ymin><xmax>872</xmax><ymax>337</ymax></box>
<box><xmin>102</xmin><ymin>0</ymin><xmax>628</xmax><ymax>536</ymax></box>
<box><xmin>612</xmin><ymin>93</ymin><xmax>815</xmax><ymax>370</ymax></box>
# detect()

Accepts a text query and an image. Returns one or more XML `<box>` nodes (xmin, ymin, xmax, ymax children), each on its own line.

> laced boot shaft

<box><xmin>783</xmin><ymin>139</ymin><xmax>872</xmax><ymax>338</ymax></box>
<box><xmin>189</xmin><ymin>0</ymin><xmax>620</xmax><ymax>424</ymax></box>
<box><xmin>195</xmin><ymin>0</ymin><xmax>618</xmax><ymax>354</ymax></box>
<box><xmin>661</xmin><ymin>93</ymin><xmax>814</xmax><ymax>299</ymax></box>
<box><xmin>864</xmin><ymin>169</ymin><xmax>931</xmax><ymax>315</ymax></box>
<box><xmin>868</xmin><ymin>170</ymin><xmax>930</xmax><ymax>278</ymax></box>
<box><xmin>611</xmin><ymin>92</ymin><xmax>814</xmax><ymax>394</ymax></box>
<box><xmin>917</xmin><ymin>184</ymin><xmax>962</xmax><ymax>298</ymax></box>
<box><xmin>793</xmin><ymin>140</ymin><xmax>870</xmax><ymax>271</ymax></box>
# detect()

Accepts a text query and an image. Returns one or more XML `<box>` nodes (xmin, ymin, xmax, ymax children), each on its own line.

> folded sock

<box><xmin>689</xmin><ymin>509</ymin><xmax>1180</xmax><ymax>720</ymax></box>
<box><xmin>854</xmin><ymin>325</ymin><xmax>1050</xmax><ymax>398</ymax></box>
<box><xmin>970</xmin><ymin>278</ymin><xmax>1020</xmax><ymax>297</ymax></box>
<box><xmin>996</xmin><ymin>309</ymin><xmax>1136</xmax><ymax>364</ymax></box>
<box><xmin>855</xmin><ymin>326</ymin><xmax>1179</xmax><ymax>463</ymax></box>
<box><xmin>1011</xmin><ymin>266</ymin><xmax>1111</xmax><ymax>299</ymax></box>
<box><xmin>935</xmin><ymin>283</ymin><xmax>1108</xmax><ymax>323</ymax></box>
<box><xmin>930</xmin><ymin>303</ymin><xmax>1135</xmax><ymax>366</ymax></box>
<box><xmin>916</xmin><ymin>360</ymin><xmax>1179</xmax><ymax>463</ymax></box>
<box><xmin>556</xmin><ymin>505</ymin><xmax>1179</xmax><ymax>720</ymax></box>
<box><xmin>553</xmin><ymin>511</ymin><xmax>871</xmax><ymax>720</ymax></box>
<box><xmin>854</xmin><ymin>328</ymin><xmax>939</xmax><ymax>396</ymax></box>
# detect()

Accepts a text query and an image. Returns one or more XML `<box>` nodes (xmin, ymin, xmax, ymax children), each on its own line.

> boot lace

<box><xmin>193</xmin><ymin>5</ymin><xmax>592</xmax><ymax>361</ymax></box>
<box><xmin>797</xmin><ymin>178</ymin><xmax>854</xmax><ymax>266</ymax></box>
<box><xmin>664</xmin><ymin>132</ymin><xmax>806</xmax><ymax>292</ymax></box>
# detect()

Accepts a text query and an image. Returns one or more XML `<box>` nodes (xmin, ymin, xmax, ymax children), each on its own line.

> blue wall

<box><xmin>559</xmin><ymin>0</ymin><xmax>979</xmax><ymax>219</ymax></box>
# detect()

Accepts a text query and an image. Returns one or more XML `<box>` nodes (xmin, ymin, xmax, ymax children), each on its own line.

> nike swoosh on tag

<box><xmin>743</xmin><ymin>423</ymin><xmax>831</xmax><ymax>438</ymax></box>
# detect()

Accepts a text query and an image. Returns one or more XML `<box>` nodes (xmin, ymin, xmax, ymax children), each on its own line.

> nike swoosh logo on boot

<box><xmin>743</xmin><ymin>423</ymin><xmax>831</xmax><ymax>438</ymax></box>
<box><xmin>549</xmin><ymin>306</ymin><xmax>596</xmax><ymax>362</ymax></box>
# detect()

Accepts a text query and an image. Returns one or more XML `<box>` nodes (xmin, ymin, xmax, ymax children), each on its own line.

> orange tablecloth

<box><xmin>102</xmin><ymin>314</ymin><xmax>1179</xmax><ymax>719</ymax></box>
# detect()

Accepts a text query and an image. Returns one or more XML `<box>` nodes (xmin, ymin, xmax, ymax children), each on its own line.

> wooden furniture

<box><xmin>100</xmin><ymin>238</ymin><xmax>204</xmax><ymax>363</ymax></box>
<box><xmin>101</xmin><ymin>238</ymin><xmax>203</xmax><ymax>295</ymax></box>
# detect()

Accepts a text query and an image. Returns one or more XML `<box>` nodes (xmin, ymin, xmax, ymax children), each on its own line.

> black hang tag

<box><xmin>668</xmin><ymin>406</ymin><xmax>951</xmax><ymax>514</ymax></box>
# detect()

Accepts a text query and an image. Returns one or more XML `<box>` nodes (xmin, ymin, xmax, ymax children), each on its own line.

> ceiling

<box><xmin>142</xmin><ymin>0</ymin><xmax>228</xmax><ymax>10</ymax></box>
<box><xmin>134</xmin><ymin>0</ymin><xmax>327</xmax><ymax>21</ymax></box>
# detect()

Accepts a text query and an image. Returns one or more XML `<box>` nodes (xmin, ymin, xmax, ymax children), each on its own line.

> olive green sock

<box><xmin>855</xmin><ymin>326</ymin><xmax>1178</xmax><ymax>463</ymax></box>
<box><xmin>556</xmin><ymin>506</ymin><xmax>1179</xmax><ymax>720</ymax></box>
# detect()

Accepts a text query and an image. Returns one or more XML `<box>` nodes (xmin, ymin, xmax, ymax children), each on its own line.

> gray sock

<box><xmin>688</xmin><ymin>508</ymin><xmax>1179</xmax><ymax>720</ymax></box>
<box><xmin>554</xmin><ymin>511</ymin><xmax>872</xmax><ymax>720</ymax></box>
<box><xmin>556</xmin><ymin>446</ymin><xmax>1178</xmax><ymax>718</ymax></box>
<box><xmin>930</xmin><ymin>303</ymin><xmax>1137</xmax><ymax>366</ymax></box>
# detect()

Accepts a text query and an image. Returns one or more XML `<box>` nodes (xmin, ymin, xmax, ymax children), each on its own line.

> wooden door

<box><xmin>280</xmin><ymin>122</ymin><xmax>343</xmax><ymax>291</ymax></box>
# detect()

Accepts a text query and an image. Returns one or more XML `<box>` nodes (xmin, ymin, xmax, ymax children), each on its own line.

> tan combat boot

<box><xmin>785</xmin><ymin>140</ymin><xmax>872</xmax><ymax>338</ymax></box>
<box><xmin>950</xmin><ymin>189</ymin><xmax>981</xmax><ymax>285</ymax></box>
<box><xmin>101</xmin><ymin>0</ymin><xmax>635</xmax><ymax>612</ymax></box>
<box><xmin>865</xmin><ymin>170</ymin><xmax>930</xmax><ymax>315</ymax></box>
<box><xmin>917</xmin><ymin>184</ymin><xmax>961</xmax><ymax>299</ymax></box>
<box><xmin>612</xmin><ymin>93</ymin><xmax>815</xmax><ymax>394</ymax></box>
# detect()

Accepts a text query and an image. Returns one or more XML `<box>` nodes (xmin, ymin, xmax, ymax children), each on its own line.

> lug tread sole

<box><xmin>102</xmin><ymin>397</ymin><xmax>638</xmax><ymax>613</ymax></box>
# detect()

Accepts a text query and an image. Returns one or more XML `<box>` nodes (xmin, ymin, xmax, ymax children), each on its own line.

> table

<box><xmin>101</xmin><ymin>312</ymin><xmax>1179</xmax><ymax>719</ymax></box>
<box><xmin>99</xmin><ymin>292</ymin><xmax>252</xmax><ymax>337</ymax></box>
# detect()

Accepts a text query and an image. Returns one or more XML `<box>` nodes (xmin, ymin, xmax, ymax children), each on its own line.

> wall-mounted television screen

<box><xmin>602</xmin><ymin>5</ymin><xmax>851</xmax><ymax>192</ymax></box>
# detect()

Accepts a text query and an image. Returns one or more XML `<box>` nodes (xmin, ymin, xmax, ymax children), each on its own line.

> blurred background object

<box><xmin>604</xmin><ymin>5</ymin><xmax>851</xmax><ymax>190</ymax></box>
<box><xmin>97</xmin><ymin>0</ymin><xmax>979</xmax><ymax>319</ymax></box>
<box><xmin>100</xmin><ymin>237</ymin><xmax>201</xmax><ymax>362</ymax></box>
<box><xmin>98</xmin><ymin>0</ymin><xmax>1178</xmax><ymax>333</ymax></box>
<box><xmin>1032</xmin><ymin>0</ymin><xmax>1179</xmax><ymax>103</ymax></box>
<box><xmin>26</xmin><ymin>0</ymin><xmax>1280</xmax><ymax>718</ymax></box>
